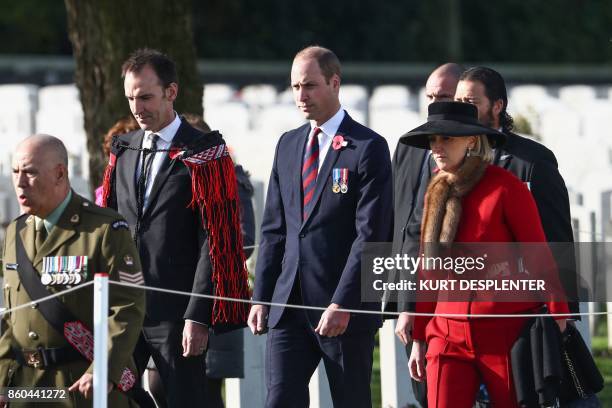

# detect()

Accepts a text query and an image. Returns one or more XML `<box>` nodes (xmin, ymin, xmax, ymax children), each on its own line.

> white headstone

<box><xmin>370</xmin><ymin>85</ymin><xmax>412</xmax><ymax>110</ymax></box>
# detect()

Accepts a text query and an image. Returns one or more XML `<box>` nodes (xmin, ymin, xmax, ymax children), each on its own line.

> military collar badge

<box><xmin>124</xmin><ymin>255</ymin><xmax>134</xmax><ymax>266</ymax></box>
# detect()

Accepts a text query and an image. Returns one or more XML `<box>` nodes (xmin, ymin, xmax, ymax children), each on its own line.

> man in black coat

<box><xmin>455</xmin><ymin>67</ymin><xmax>578</xmax><ymax>312</ymax></box>
<box><xmin>103</xmin><ymin>49</ymin><xmax>248</xmax><ymax>407</ymax></box>
<box><xmin>389</xmin><ymin>66</ymin><xmax>577</xmax><ymax>326</ymax></box>
<box><xmin>384</xmin><ymin>63</ymin><xmax>464</xmax><ymax>342</ymax></box>
<box><xmin>388</xmin><ymin>65</ymin><xmax>577</xmax><ymax>407</ymax></box>
<box><xmin>382</xmin><ymin>63</ymin><xmax>463</xmax><ymax>408</ymax></box>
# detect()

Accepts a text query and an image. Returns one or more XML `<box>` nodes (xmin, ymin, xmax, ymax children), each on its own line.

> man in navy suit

<box><xmin>248</xmin><ymin>46</ymin><xmax>393</xmax><ymax>408</ymax></box>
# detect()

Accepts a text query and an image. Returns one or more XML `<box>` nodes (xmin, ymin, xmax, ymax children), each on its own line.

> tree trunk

<box><xmin>64</xmin><ymin>0</ymin><xmax>202</xmax><ymax>189</ymax></box>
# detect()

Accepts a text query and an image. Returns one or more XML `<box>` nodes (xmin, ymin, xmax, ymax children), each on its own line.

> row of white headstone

<box><xmin>2</xmin><ymin>82</ymin><xmax>611</xmax><ymax>244</ymax></box>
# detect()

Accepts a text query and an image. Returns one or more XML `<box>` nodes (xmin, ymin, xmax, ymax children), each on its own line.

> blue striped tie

<box><xmin>302</xmin><ymin>127</ymin><xmax>321</xmax><ymax>219</ymax></box>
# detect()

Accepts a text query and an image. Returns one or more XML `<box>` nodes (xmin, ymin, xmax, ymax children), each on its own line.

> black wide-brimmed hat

<box><xmin>399</xmin><ymin>101</ymin><xmax>506</xmax><ymax>149</ymax></box>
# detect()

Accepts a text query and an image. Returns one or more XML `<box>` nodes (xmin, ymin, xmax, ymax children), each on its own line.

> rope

<box><xmin>0</xmin><ymin>280</ymin><xmax>93</xmax><ymax>316</ymax></box>
<box><xmin>0</xmin><ymin>278</ymin><xmax>610</xmax><ymax>319</ymax></box>
<box><xmin>109</xmin><ymin>280</ymin><xmax>610</xmax><ymax>319</ymax></box>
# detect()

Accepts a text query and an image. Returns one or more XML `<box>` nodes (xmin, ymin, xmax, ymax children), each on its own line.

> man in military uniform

<box><xmin>0</xmin><ymin>134</ymin><xmax>145</xmax><ymax>407</ymax></box>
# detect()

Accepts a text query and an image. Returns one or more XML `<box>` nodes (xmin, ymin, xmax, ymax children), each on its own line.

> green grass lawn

<box><xmin>371</xmin><ymin>334</ymin><xmax>381</xmax><ymax>408</ymax></box>
<box><xmin>593</xmin><ymin>351</ymin><xmax>611</xmax><ymax>404</ymax></box>
<box><xmin>592</xmin><ymin>318</ymin><xmax>612</xmax><ymax>405</ymax></box>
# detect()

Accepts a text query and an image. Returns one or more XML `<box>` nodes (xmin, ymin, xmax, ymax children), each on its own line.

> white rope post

<box><xmin>93</xmin><ymin>273</ymin><xmax>109</xmax><ymax>408</ymax></box>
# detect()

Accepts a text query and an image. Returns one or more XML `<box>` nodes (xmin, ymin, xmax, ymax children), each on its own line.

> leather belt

<box><xmin>13</xmin><ymin>345</ymin><xmax>82</xmax><ymax>369</ymax></box>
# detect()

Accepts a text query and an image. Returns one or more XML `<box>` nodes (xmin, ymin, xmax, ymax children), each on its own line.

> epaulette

<box><xmin>79</xmin><ymin>199</ymin><xmax>122</xmax><ymax>219</ymax></box>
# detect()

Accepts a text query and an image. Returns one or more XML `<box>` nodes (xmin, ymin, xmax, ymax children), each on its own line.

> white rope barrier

<box><xmin>109</xmin><ymin>280</ymin><xmax>610</xmax><ymax>319</ymax></box>
<box><xmin>0</xmin><ymin>278</ymin><xmax>610</xmax><ymax>319</ymax></box>
<box><xmin>0</xmin><ymin>280</ymin><xmax>94</xmax><ymax>316</ymax></box>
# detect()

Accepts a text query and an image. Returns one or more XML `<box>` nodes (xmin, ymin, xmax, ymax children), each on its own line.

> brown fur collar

<box><xmin>421</xmin><ymin>156</ymin><xmax>487</xmax><ymax>246</ymax></box>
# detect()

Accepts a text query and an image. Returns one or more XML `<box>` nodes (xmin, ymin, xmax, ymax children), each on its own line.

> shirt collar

<box><xmin>36</xmin><ymin>190</ymin><xmax>72</xmax><ymax>233</ymax></box>
<box><xmin>310</xmin><ymin>108</ymin><xmax>345</xmax><ymax>138</ymax></box>
<box><xmin>144</xmin><ymin>111</ymin><xmax>181</xmax><ymax>144</ymax></box>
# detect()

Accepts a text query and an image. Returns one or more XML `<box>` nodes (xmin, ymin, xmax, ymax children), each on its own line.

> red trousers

<box><xmin>424</xmin><ymin>316</ymin><xmax>527</xmax><ymax>408</ymax></box>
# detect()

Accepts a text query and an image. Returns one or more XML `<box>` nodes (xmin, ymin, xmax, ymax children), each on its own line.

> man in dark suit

<box><xmin>385</xmin><ymin>63</ymin><xmax>464</xmax><ymax>342</ymax></box>
<box><xmin>248</xmin><ymin>46</ymin><xmax>393</xmax><ymax>408</ymax></box>
<box><xmin>103</xmin><ymin>49</ymin><xmax>248</xmax><ymax>407</ymax></box>
<box><xmin>454</xmin><ymin>67</ymin><xmax>577</xmax><ymax>312</ymax></box>
<box><xmin>391</xmin><ymin>66</ymin><xmax>577</xmax><ymax>407</ymax></box>
<box><xmin>382</xmin><ymin>63</ymin><xmax>463</xmax><ymax>408</ymax></box>
<box><xmin>455</xmin><ymin>67</ymin><xmax>573</xmax><ymax>243</ymax></box>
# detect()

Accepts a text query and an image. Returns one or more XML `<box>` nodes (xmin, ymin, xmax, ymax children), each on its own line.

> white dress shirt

<box><xmin>139</xmin><ymin>113</ymin><xmax>182</xmax><ymax>209</ymax></box>
<box><xmin>305</xmin><ymin>108</ymin><xmax>346</xmax><ymax>175</ymax></box>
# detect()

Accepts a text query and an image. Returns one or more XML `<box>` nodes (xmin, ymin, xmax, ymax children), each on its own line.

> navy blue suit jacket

<box><xmin>253</xmin><ymin>112</ymin><xmax>393</xmax><ymax>331</ymax></box>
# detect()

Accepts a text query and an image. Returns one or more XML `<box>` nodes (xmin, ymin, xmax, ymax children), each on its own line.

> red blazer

<box><xmin>413</xmin><ymin>165</ymin><xmax>569</xmax><ymax>341</ymax></box>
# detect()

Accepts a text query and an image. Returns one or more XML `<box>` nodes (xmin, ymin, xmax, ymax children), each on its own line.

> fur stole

<box><xmin>421</xmin><ymin>156</ymin><xmax>488</xmax><ymax>246</ymax></box>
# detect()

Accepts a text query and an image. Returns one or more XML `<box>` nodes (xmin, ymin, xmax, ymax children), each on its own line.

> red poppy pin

<box><xmin>332</xmin><ymin>135</ymin><xmax>349</xmax><ymax>151</ymax></box>
<box><xmin>168</xmin><ymin>147</ymin><xmax>183</xmax><ymax>160</ymax></box>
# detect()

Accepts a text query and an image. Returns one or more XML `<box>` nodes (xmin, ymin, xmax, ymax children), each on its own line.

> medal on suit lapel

<box><xmin>332</xmin><ymin>168</ymin><xmax>341</xmax><ymax>194</ymax></box>
<box><xmin>340</xmin><ymin>168</ymin><xmax>349</xmax><ymax>194</ymax></box>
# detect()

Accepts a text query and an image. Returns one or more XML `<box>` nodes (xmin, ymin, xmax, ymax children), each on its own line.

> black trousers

<box><xmin>265</xmin><ymin>308</ymin><xmax>376</xmax><ymax>408</ymax></box>
<box><xmin>134</xmin><ymin>319</ymin><xmax>206</xmax><ymax>407</ymax></box>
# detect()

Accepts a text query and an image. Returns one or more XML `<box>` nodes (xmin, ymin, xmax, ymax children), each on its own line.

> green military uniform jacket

<box><xmin>0</xmin><ymin>192</ymin><xmax>145</xmax><ymax>407</ymax></box>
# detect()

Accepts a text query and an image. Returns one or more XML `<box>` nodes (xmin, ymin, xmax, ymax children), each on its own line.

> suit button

<box><xmin>31</xmin><ymin>303</ymin><xmax>38</xmax><ymax>309</ymax></box>
<box><xmin>299</xmin><ymin>233</ymin><xmax>305</xmax><ymax>238</ymax></box>
<box><xmin>28</xmin><ymin>331</ymin><xmax>39</xmax><ymax>340</ymax></box>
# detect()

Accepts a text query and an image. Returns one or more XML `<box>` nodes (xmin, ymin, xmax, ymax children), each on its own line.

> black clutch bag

<box><xmin>559</xmin><ymin>324</ymin><xmax>604</xmax><ymax>403</ymax></box>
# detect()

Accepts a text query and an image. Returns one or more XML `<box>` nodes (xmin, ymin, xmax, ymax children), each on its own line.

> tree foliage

<box><xmin>5</xmin><ymin>1</ymin><xmax>612</xmax><ymax>63</ymax></box>
<box><xmin>64</xmin><ymin>0</ymin><xmax>201</xmax><ymax>189</ymax></box>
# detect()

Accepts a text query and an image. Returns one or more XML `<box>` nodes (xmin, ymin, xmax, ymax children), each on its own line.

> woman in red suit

<box><xmin>401</xmin><ymin>101</ymin><xmax>568</xmax><ymax>408</ymax></box>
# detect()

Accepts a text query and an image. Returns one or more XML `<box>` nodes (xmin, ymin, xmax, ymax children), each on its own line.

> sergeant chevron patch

<box><xmin>118</xmin><ymin>270</ymin><xmax>145</xmax><ymax>285</ymax></box>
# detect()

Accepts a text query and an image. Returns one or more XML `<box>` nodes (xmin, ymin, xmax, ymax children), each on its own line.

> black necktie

<box><xmin>137</xmin><ymin>134</ymin><xmax>159</xmax><ymax>214</ymax></box>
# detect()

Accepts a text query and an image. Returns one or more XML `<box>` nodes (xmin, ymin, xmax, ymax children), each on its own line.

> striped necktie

<box><xmin>302</xmin><ymin>127</ymin><xmax>321</xmax><ymax>219</ymax></box>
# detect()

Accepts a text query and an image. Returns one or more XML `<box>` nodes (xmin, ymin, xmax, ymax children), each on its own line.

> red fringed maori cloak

<box><xmin>102</xmin><ymin>133</ymin><xmax>250</xmax><ymax>326</ymax></box>
<box><xmin>100</xmin><ymin>152</ymin><xmax>116</xmax><ymax>208</ymax></box>
<box><xmin>172</xmin><ymin>144</ymin><xmax>250</xmax><ymax>325</ymax></box>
